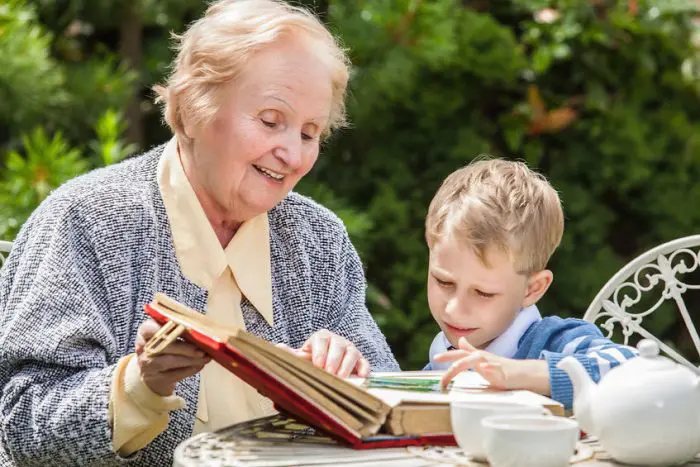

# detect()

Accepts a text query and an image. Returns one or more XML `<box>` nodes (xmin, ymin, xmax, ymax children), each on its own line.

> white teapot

<box><xmin>557</xmin><ymin>339</ymin><xmax>700</xmax><ymax>466</ymax></box>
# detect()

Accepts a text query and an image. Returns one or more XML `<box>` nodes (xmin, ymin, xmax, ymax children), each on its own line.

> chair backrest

<box><xmin>584</xmin><ymin>235</ymin><xmax>700</xmax><ymax>372</ymax></box>
<box><xmin>0</xmin><ymin>240</ymin><xmax>11</xmax><ymax>269</ymax></box>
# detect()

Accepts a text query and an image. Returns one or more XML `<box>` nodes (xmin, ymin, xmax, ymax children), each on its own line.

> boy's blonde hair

<box><xmin>425</xmin><ymin>158</ymin><xmax>564</xmax><ymax>274</ymax></box>
<box><xmin>154</xmin><ymin>0</ymin><xmax>350</xmax><ymax>143</ymax></box>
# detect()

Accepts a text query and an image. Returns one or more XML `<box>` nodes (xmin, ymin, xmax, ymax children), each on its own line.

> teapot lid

<box><xmin>622</xmin><ymin>339</ymin><xmax>681</xmax><ymax>373</ymax></box>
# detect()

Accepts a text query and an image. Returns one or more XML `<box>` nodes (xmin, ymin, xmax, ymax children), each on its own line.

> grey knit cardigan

<box><xmin>0</xmin><ymin>144</ymin><xmax>400</xmax><ymax>466</ymax></box>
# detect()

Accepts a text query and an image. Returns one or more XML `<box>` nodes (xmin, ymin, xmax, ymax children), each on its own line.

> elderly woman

<box><xmin>0</xmin><ymin>0</ymin><xmax>399</xmax><ymax>465</ymax></box>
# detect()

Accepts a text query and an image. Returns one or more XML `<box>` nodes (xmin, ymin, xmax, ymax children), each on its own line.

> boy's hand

<box><xmin>276</xmin><ymin>329</ymin><xmax>370</xmax><ymax>378</ymax></box>
<box><xmin>435</xmin><ymin>337</ymin><xmax>550</xmax><ymax>396</ymax></box>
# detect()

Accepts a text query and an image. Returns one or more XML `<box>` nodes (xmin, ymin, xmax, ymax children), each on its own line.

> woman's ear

<box><xmin>181</xmin><ymin>110</ymin><xmax>195</xmax><ymax>140</ymax></box>
<box><xmin>521</xmin><ymin>269</ymin><xmax>553</xmax><ymax>308</ymax></box>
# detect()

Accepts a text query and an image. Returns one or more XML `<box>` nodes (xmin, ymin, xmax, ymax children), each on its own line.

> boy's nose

<box><xmin>445</xmin><ymin>298</ymin><xmax>469</xmax><ymax>317</ymax></box>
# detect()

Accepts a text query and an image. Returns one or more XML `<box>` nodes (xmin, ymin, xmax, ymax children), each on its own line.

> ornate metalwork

<box><xmin>173</xmin><ymin>415</ymin><xmax>603</xmax><ymax>466</ymax></box>
<box><xmin>584</xmin><ymin>235</ymin><xmax>700</xmax><ymax>371</ymax></box>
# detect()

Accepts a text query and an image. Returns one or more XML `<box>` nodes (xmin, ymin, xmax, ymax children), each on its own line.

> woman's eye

<box><xmin>476</xmin><ymin>290</ymin><xmax>495</xmax><ymax>298</ymax></box>
<box><xmin>261</xmin><ymin>119</ymin><xmax>276</xmax><ymax>128</ymax></box>
<box><xmin>301</xmin><ymin>132</ymin><xmax>314</xmax><ymax>141</ymax></box>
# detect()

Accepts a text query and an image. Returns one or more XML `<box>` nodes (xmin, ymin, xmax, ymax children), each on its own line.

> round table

<box><xmin>173</xmin><ymin>415</ymin><xmax>700</xmax><ymax>466</ymax></box>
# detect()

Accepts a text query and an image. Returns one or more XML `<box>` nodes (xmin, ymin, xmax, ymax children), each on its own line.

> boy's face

<box><xmin>427</xmin><ymin>237</ymin><xmax>540</xmax><ymax>349</ymax></box>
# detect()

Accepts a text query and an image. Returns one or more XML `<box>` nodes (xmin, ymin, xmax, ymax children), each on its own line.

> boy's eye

<box><xmin>433</xmin><ymin>276</ymin><xmax>454</xmax><ymax>287</ymax></box>
<box><xmin>301</xmin><ymin>132</ymin><xmax>313</xmax><ymax>141</ymax></box>
<box><xmin>475</xmin><ymin>289</ymin><xmax>495</xmax><ymax>298</ymax></box>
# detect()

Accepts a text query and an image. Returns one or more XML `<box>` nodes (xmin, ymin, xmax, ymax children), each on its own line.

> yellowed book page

<box><xmin>266</xmin><ymin>354</ymin><xmax>386</xmax><ymax>427</ymax></box>
<box><xmin>151</xmin><ymin>293</ymin><xmax>238</xmax><ymax>342</ymax></box>
<box><xmin>233</xmin><ymin>330</ymin><xmax>390</xmax><ymax>414</ymax></box>
<box><xmin>230</xmin><ymin>337</ymin><xmax>371</xmax><ymax>437</ymax></box>
<box><xmin>351</xmin><ymin>371</ymin><xmax>563</xmax><ymax>416</ymax></box>
<box><xmin>385</xmin><ymin>404</ymin><xmax>452</xmax><ymax>436</ymax></box>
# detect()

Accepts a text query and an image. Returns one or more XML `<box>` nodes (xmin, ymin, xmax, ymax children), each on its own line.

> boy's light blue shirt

<box><xmin>423</xmin><ymin>306</ymin><xmax>638</xmax><ymax>409</ymax></box>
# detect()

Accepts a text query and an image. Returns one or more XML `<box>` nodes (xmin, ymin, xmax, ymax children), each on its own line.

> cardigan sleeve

<box><xmin>110</xmin><ymin>354</ymin><xmax>186</xmax><ymax>456</ymax></box>
<box><xmin>325</xmin><ymin>231</ymin><xmax>401</xmax><ymax>372</ymax></box>
<box><xmin>0</xmin><ymin>200</ymin><xmax>144</xmax><ymax>466</ymax></box>
<box><xmin>537</xmin><ymin>318</ymin><xmax>638</xmax><ymax>409</ymax></box>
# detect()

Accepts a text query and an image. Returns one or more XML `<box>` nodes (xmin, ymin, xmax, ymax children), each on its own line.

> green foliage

<box><xmin>296</xmin><ymin>0</ymin><xmax>700</xmax><ymax>368</ymax></box>
<box><xmin>0</xmin><ymin>0</ymin><xmax>66</xmax><ymax>138</ymax></box>
<box><xmin>0</xmin><ymin>0</ymin><xmax>137</xmax><ymax>238</ymax></box>
<box><xmin>59</xmin><ymin>55</ymin><xmax>138</xmax><ymax>141</ymax></box>
<box><xmin>0</xmin><ymin>108</ymin><xmax>132</xmax><ymax>239</ymax></box>
<box><xmin>0</xmin><ymin>128</ymin><xmax>87</xmax><ymax>237</ymax></box>
<box><xmin>90</xmin><ymin>109</ymin><xmax>138</xmax><ymax>166</ymax></box>
<box><xmin>0</xmin><ymin>0</ymin><xmax>137</xmax><ymax>144</ymax></box>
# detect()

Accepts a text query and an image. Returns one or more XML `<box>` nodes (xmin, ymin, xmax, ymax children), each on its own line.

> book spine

<box><xmin>352</xmin><ymin>434</ymin><xmax>457</xmax><ymax>450</ymax></box>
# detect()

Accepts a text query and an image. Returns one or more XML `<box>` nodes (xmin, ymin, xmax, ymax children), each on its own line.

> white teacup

<box><xmin>481</xmin><ymin>414</ymin><xmax>580</xmax><ymax>467</ymax></box>
<box><xmin>450</xmin><ymin>401</ymin><xmax>550</xmax><ymax>461</ymax></box>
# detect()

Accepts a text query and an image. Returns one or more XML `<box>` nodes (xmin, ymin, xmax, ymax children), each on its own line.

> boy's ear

<box><xmin>521</xmin><ymin>270</ymin><xmax>553</xmax><ymax>308</ymax></box>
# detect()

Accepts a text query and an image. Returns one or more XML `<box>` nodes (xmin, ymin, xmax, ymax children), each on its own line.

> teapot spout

<box><xmin>557</xmin><ymin>356</ymin><xmax>597</xmax><ymax>435</ymax></box>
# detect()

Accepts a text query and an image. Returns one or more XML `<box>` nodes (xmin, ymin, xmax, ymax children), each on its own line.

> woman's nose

<box><xmin>273</xmin><ymin>132</ymin><xmax>303</xmax><ymax>169</ymax></box>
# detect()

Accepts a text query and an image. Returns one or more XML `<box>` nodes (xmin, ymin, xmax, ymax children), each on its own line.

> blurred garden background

<box><xmin>1</xmin><ymin>0</ymin><xmax>699</xmax><ymax>368</ymax></box>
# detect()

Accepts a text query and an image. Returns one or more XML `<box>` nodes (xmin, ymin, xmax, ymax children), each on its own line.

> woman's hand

<box><xmin>435</xmin><ymin>336</ymin><xmax>551</xmax><ymax>396</ymax></box>
<box><xmin>135</xmin><ymin>319</ymin><xmax>211</xmax><ymax>397</ymax></box>
<box><xmin>277</xmin><ymin>329</ymin><xmax>370</xmax><ymax>378</ymax></box>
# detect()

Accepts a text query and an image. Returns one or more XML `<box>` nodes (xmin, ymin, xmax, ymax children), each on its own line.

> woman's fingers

<box><xmin>292</xmin><ymin>348</ymin><xmax>313</xmax><ymax>360</ymax></box>
<box><xmin>336</xmin><ymin>345</ymin><xmax>361</xmax><ymax>378</ymax></box>
<box><xmin>355</xmin><ymin>357</ymin><xmax>370</xmax><ymax>378</ymax></box>
<box><xmin>140</xmin><ymin>354</ymin><xmax>209</xmax><ymax>373</ymax></box>
<box><xmin>135</xmin><ymin>319</ymin><xmax>204</xmax><ymax>358</ymax></box>
<box><xmin>324</xmin><ymin>336</ymin><xmax>348</xmax><ymax>374</ymax></box>
<box><xmin>159</xmin><ymin>341</ymin><xmax>206</xmax><ymax>358</ymax></box>
<box><xmin>136</xmin><ymin>319</ymin><xmax>162</xmax><ymax>343</ymax></box>
<box><xmin>141</xmin><ymin>364</ymin><xmax>206</xmax><ymax>395</ymax></box>
<box><xmin>277</xmin><ymin>342</ymin><xmax>312</xmax><ymax>360</ymax></box>
<box><xmin>135</xmin><ymin>319</ymin><xmax>161</xmax><ymax>352</ymax></box>
<box><xmin>136</xmin><ymin>327</ymin><xmax>211</xmax><ymax>396</ymax></box>
<box><xmin>283</xmin><ymin>330</ymin><xmax>367</xmax><ymax>378</ymax></box>
<box><xmin>310</xmin><ymin>331</ymin><xmax>331</xmax><ymax>368</ymax></box>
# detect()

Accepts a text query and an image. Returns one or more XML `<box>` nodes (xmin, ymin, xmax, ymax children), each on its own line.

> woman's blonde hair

<box><xmin>154</xmin><ymin>0</ymin><xmax>350</xmax><ymax>143</ymax></box>
<box><xmin>425</xmin><ymin>158</ymin><xmax>564</xmax><ymax>275</ymax></box>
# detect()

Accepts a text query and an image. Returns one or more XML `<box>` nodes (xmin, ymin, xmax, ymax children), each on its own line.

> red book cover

<box><xmin>144</xmin><ymin>302</ymin><xmax>456</xmax><ymax>449</ymax></box>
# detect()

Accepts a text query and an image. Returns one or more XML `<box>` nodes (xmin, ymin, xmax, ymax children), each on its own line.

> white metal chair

<box><xmin>584</xmin><ymin>235</ymin><xmax>700</xmax><ymax>372</ymax></box>
<box><xmin>0</xmin><ymin>240</ymin><xmax>11</xmax><ymax>268</ymax></box>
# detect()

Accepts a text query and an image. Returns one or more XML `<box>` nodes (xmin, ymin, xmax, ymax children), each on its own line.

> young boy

<box><xmin>423</xmin><ymin>159</ymin><xmax>636</xmax><ymax>409</ymax></box>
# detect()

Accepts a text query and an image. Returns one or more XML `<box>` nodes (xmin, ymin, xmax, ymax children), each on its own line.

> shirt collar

<box><xmin>484</xmin><ymin>304</ymin><xmax>541</xmax><ymax>358</ymax></box>
<box><xmin>157</xmin><ymin>137</ymin><xmax>274</xmax><ymax>326</ymax></box>
<box><xmin>427</xmin><ymin>305</ymin><xmax>542</xmax><ymax>370</ymax></box>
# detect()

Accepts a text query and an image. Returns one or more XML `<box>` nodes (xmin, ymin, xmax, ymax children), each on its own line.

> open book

<box><xmin>144</xmin><ymin>293</ymin><xmax>563</xmax><ymax>449</ymax></box>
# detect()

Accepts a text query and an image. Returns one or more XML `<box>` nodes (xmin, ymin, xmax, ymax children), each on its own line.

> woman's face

<box><xmin>184</xmin><ymin>35</ymin><xmax>333</xmax><ymax>223</ymax></box>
